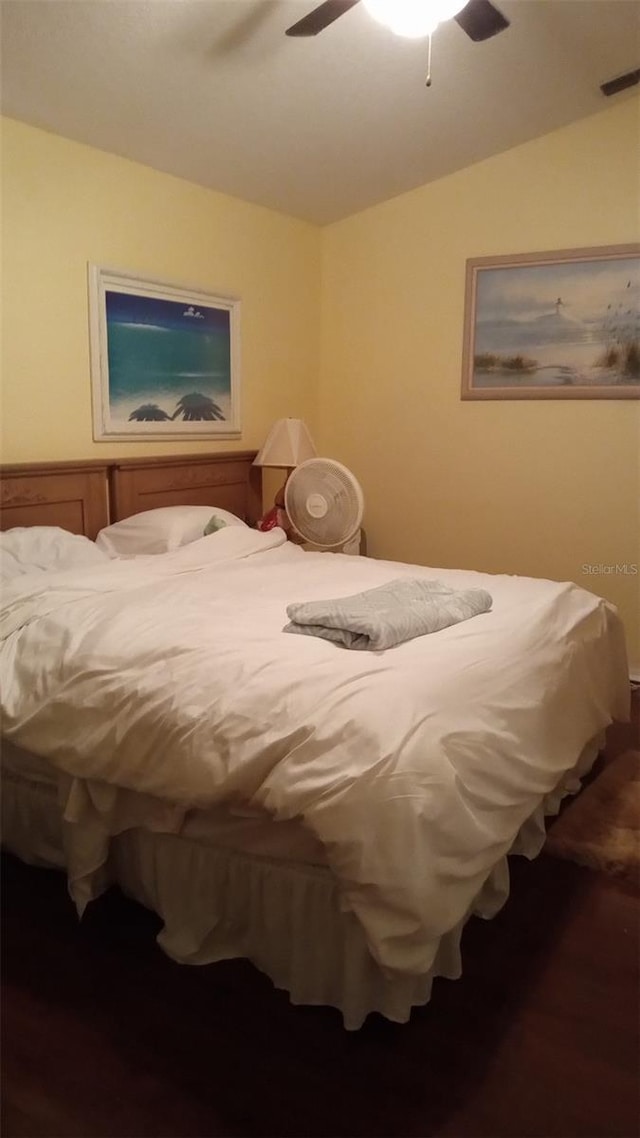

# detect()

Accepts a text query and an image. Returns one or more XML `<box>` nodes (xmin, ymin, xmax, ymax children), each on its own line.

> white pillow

<box><xmin>0</xmin><ymin>526</ymin><xmax>109</xmax><ymax>582</ymax></box>
<box><xmin>95</xmin><ymin>505</ymin><xmax>247</xmax><ymax>557</ymax></box>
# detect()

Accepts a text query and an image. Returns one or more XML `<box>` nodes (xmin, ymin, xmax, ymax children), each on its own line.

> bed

<box><xmin>0</xmin><ymin>453</ymin><xmax>631</xmax><ymax>1028</ymax></box>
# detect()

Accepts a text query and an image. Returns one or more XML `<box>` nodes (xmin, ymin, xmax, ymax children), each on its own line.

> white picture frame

<box><xmin>88</xmin><ymin>265</ymin><xmax>241</xmax><ymax>440</ymax></box>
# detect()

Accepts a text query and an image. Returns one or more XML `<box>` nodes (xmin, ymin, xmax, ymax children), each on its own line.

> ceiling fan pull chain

<box><xmin>425</xmin><ymin>32</ymin><xmax>433</xmax><ymax>87</ymax></box>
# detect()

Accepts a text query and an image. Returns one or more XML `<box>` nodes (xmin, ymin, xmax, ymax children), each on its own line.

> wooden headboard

<box><xmin>110</xmin><ymin>452</ymin><xmax>260</xmax><ymax>524</ymax></box>
<box><xmin>0</xmin><ymin>461</ymin><xmax>110</xmax><ymax>539</ymax></box>
<box><xmin>0</xmin><ymin>452</ymin><xmax>261</xmax><ymax>538</ymax></box>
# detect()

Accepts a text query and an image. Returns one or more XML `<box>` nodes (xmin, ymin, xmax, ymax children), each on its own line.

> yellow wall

<box><xmin>319</xmin><ymin>97</ymin><xmax>640</xmax><ymax>671</ymax></box>
<box><xmin>0</xmin><ymin>117</ymin><xmax>321</xmax><ymax>462</ymax></box>
<box><xmin>2</xmin><ymin>103</ymin><xmax>639</xmax><ymax>668</ymax></box>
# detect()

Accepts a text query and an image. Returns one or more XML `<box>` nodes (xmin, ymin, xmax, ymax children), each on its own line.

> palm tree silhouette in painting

<box><xmin>171</xmin><ymin>393</ymin><xmax>226</xmax><ymax>421</ymax></box>
<box><xmin>128</xmin><ymin>403</ymin><xmax>172</xmax><ymax>421</ymax></box>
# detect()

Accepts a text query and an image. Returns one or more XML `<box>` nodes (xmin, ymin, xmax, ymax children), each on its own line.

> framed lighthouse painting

<box><xmin>461</xmin><ymin>244</ymin><xmax>640</xmax><ymax>400</ymax></box>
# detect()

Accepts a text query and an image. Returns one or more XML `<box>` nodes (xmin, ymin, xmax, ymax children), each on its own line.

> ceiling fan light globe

<box><xmin>363</xmin><ymin>0</ymin><xmax>466</xmax><ymax>38</ymax></box>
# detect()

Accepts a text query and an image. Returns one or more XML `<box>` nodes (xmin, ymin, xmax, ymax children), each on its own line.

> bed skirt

<box><xmin>1</xmin><ymin>736</ymin><xmax>600</xmax><ymax>1030</ymax></box>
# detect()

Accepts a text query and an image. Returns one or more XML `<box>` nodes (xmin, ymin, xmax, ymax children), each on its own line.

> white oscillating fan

<box><xmin>284</xmin><ymin>458</ymin><xmax>364</xmax><ymax>549</ymax></box>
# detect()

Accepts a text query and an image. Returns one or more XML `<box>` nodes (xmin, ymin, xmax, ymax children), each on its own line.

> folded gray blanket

<box><xmin>283</xmin><ymin>577</ymin><xmax>492</xmax><ymax>650</ymax></box>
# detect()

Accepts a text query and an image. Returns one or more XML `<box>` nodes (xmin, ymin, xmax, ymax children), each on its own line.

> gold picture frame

<box><xmin>461</xmin><ymin>244</ymin><xmax>640</xmax><ymax>400</ymax></box>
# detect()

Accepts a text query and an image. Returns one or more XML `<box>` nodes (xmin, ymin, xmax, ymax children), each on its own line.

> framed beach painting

<box><xmin>89</xmin><ymin>266</ymin><xmax>241</xmax><ymax>440</ymax></box>
<box><xmin>461</xmin><ymin>244</ymin><xmax>640</xmax><ymax>400</ymax></box>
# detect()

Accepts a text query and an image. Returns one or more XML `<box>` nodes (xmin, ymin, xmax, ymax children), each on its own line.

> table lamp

<box><xmin>253</xmin><ymin>418</ymin><xmax>316</xmax><ymax>535</ymax></box>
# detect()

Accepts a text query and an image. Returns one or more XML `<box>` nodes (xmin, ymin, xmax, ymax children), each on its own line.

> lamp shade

<box><xmin>253</xmin><ymin>418</ymin><xmax>316</xmax><ymax>468</ymax></box>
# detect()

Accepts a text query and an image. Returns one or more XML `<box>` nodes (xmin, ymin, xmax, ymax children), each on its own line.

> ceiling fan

<box><xmin>285</xmin><ymin>0</ymin><xmax>510</xmax><ymax>43</ymax></box>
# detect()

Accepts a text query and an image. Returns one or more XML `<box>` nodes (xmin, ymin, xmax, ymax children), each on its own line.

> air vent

<box><xmin>600</xmin><ymin>69</ymin><xmax>640</xmax><ymax>97</ymax></box>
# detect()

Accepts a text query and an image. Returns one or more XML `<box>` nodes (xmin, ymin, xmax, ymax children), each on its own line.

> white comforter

<box><xmin>0</xmin><ymin>527</ymin><xmax>630</xmax><ymax>974</ymax></box>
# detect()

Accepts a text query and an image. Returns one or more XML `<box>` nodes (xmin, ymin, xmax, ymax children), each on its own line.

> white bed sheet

<box><xmin>0</xmin><ymin>526</ymin><xmax>630</xmax><ymax>980</ymax></box>
<box><xmin>1</xmin><ymin>731</ymin><xmax>602</xmax><ymax>1028</ymax></box>
<box><xmin>1</xmin><ymin>739</ymin><xmax>327</xmax><ymax>868</ymax></box>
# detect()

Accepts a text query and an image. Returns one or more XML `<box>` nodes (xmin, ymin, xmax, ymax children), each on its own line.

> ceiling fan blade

<box><xmin>285</xmin><ymin>0</ymin><xmax>360</xmax><ymax>37</ymax></box>
<box><xmin>454</xmin><ymin>0</ymin><xmax>510</xmax><ymax>42</ymax></box>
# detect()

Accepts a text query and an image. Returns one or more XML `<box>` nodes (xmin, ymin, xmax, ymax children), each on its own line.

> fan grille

<box><xmin>285</xmin><ymin>458</ymin><xmax>364</xmax><ymax>547</ymax></box>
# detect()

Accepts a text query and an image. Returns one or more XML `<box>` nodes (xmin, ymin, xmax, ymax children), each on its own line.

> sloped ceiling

<box><xmin>1</xmin><ymin>0</ymin><xmax>639</xmax><ymax>224</ymax></box>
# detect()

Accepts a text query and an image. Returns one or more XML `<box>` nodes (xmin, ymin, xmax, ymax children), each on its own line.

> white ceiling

<box><xmin>1</xmin><ymin>0</ymin><xmax>639</xmax><ymax>225</ymax></box>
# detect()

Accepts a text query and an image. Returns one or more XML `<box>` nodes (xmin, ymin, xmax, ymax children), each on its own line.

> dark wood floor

<box><xmin>2</xmin><ymin>692</ymin><xmax>639</xmax><ymax>1138</ymax></box>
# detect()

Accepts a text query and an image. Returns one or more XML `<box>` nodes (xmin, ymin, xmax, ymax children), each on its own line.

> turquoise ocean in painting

<box><xmin>106</xmin><ymin>290</ymin><xmax>232</xmax><ymax>422</ymax></box>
